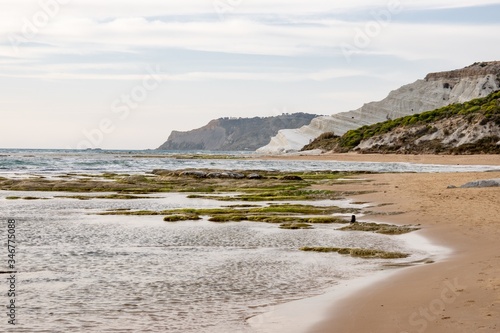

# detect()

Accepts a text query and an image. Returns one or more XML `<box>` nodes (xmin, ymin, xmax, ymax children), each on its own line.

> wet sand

<box><xmin>306</xmin><ymin>169</ymin><xmax>500</xmax><ymax>333</ymax></box>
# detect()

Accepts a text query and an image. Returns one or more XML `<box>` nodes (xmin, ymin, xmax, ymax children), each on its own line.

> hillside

<box><xmin>157</xmin><ymin>113</ymin><xmax>318</xmax><ymax>151</ymax></box>
<box><xmin>258</xmin><ymin>61</ymin><xmax>500</xmax><ymax>153</ymax></box>
<box><xmin>302</xmin><ymin>90</ymin><xmax>500</xmax><ymax>154</ymax></box>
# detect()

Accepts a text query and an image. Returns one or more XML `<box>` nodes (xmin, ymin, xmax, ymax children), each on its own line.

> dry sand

<box><xmin>256</xmin><ymin>152</ymin><xmax>500</xmax><ymax>166</ymax></box>
<box><xmin>294</xmin><ymin>154</ymin><xmax>500</xmax><ymax>333</ymax></box>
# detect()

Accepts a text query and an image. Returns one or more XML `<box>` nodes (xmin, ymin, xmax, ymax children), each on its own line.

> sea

<box><xmin>0</xmin><ymin>149</ymin><xmax>498</xmax><ymax>333</ymax></box>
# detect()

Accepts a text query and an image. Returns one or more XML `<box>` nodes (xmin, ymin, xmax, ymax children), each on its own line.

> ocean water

<box><xmin>0</xmin><ymin>149</ymin><xmax>499</xmax><ymax>175</ymax></box>
<box><xmin>0</xmin><ymin>149</ymin><xmax>491</xmax><ymax>332</ymax></box>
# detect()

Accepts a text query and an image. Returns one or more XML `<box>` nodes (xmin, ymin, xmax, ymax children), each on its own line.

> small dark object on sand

<box><xmin>351</xmin><ymin>215</ymin><xmax>356</xmax><ymax>223</ymax></box>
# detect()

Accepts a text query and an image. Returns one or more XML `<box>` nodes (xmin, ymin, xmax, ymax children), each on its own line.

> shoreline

<box><xmin>305</xmin><ymin>171</ymin><xmax>500</xmax><ymax>333</ymax></box>
<box><xmin>247</xmin><ymin>230</ymin><xmax>450</xmax><ymax>333</ymax></box>
<box><xmin>3</xmin><ymin>153</ymin><xmax>500</xmax><ymax>332</ymax></box>
<box><xmin>254</xmin><ymin>152</ymin><xmax>500</xmax><ymax>166</ymax></box>
<box><xmin>248</xmin><ymin>168</ymin><xmax>500</xmax><ymax>333</ymax></box>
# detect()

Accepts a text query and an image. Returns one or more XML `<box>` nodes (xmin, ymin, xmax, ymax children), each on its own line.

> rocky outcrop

<box><xmin>460</xmin><ymin>179</ymin><xmax>500</xmax><ymax>188</ymax></box>
<box><xmin>355</xmin><ymin>116</ymin><xmax>500</xmax><ymax>154</ymax></box>
<box><xmin>308</xmin><ymin>90</ymin><xmax>500</xmax><ymax>155</ymax></box>
<box><xmin>425</xmin><ymin>61</ymin><xmax>500</xmax><ymax>81</ymax></box>
<box><xmin>257</xmin><ymin>61</ymin><xmax>500</xmax><ymax>154</ymax></box>
<box><xmin>157</xmin><ymin>113</ymin><xmax>317</xmax><ymax>151</ymax></box>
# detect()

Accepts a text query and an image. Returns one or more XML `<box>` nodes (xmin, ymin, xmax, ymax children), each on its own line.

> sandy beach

<box><xmin>292</xmin><ymin>154</ymin><xmax>500</xmax><ymax>333</ymax></box>
<box><xmin>257</xmin><ymin>152</ymin><xmax>500</xmax><ymax>166</ymax></box>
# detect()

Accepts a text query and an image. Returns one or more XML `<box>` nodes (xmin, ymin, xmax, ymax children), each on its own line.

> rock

<box><xmin>257</xmin><ymin>61</ymin><xmax>500</xmax><ymax>153</ymax></box>
<box><xmin>247</xmin><ymin>173</ymin><xmax>263</xmax><ymax>179</ymax></box>
<box><xmin>151</xmin><ymin>169</ymin><xmax>170</xmax><ymax>176</ymax></box>
<box><xmin>207</xmin><ymin>172</ymin><xmax>245</xmax><ymax>179</ymax></box>
<box><xmin>447</xmin><ymin>185</ymin><xmax>457</xmax><ymax>189</ymax></box>
<box><xmin>460</xmin><ymin>179</ymin><xmax>500</xmax><ymax>188</ymax></box>
<box><xmin>121</xmin><ymin>175</ymin><xmax>148</xmax><ymax>183</ymax></box>
<box><xmin>207</xmin><ymin>172</ymin><xmax>227</xmax><ymax>178</ymax></box>
<box><xmin>282</xmin><ymin>175</ymin><xmax>303</xmax><ymax>181</ymax></box>
<box><xmin>180</xmin><ymin>171</ymin><xmax>207</xmax><ymax>178</ymax></box>
<box><xmin>157</xmin><ymin>113</ymin><xmax>317</xmax><ymax>151</ymax></box>
<box><xmin>228</xmin><ymin>172</ymin><xmax>245</xmax><ymax>179</ymax></box>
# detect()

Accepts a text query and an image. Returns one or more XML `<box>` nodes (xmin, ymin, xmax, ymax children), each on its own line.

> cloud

<box><xmin>1</xmin><ymin>0</ymin><xmax>499</xmax><ymax>149</ymax></box>
<box><xmin>2</xmin><ymin>0</ymin><xmax>500</xmax><ymax>19</ymax></box>
<box><xmin>4</xmin><ymin>16</ymin><xmax>498</xmax><ymax>60</ymax></box>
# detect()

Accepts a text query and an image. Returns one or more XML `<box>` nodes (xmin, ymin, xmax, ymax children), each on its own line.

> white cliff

<box><xmin>256</xmin><ymin>61</ymin><xmax>500</xmax><ymax>154</ymax></box>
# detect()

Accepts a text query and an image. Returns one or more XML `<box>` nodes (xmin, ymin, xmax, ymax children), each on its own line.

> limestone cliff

<box><xmin>157</xmin><ymin>113</ymin><xmax>318</xmax><ymax>151</ymax></box>
<box><xmin>304</xmin><ymin>90</ymin><xmax>500</xmax><ymax>154</ymax></box>
<box><xmin>257</xmin><ymin>61</ymin><xmax>500</xmax><ymax>154</ymax></box>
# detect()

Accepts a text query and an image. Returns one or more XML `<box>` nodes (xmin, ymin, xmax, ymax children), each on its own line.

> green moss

<box><xmin>6</xmin><ymin>196</ymin><xmax>46</xmax><ymax>200</ymax></box>
<box><xmin>279</xmin><ymin>222</ymin><xmax>313</xmax><ymax>230</ymax></box>
<box><xmin>0</xmin><ymin>170</ymin><xmax>367</xmax><ymax>196</ymax></box>
<box><xmin>179</xmin><ymin>187</ymin><xmax>215</xmax><ymax>193</ymax></box>
<box><xmin>340</xmin><ymin>222</ymin><xmax>419</xmax><ymax>235</ymax></box>
<box><xmin>163</xmin><ymin>214</ymin><xmax>201</xmax><ymax>222</ymax></box>
<box><xmin>303</xmin><ymin>216</ymin><xmax>348</xmax><ymax>224</ymax></box>
<box><xmin>300</xmin><ymin>247</ymin><xmax>409</xmax><ymax>259</ymax></box>
<box><xmin>101</xmin><ymin>202</ymin><xmax>360</xmax><ymax>228</ymax></box>
<box><xmin>188</xmin><ymin>189</ymin><xmax>343</xmax><ymax>202</ymax></box>
<box><xmin>208</xmin><ymin>214</ymin><xmax>247</xmax><ymax>222</ymax></box>
<box><xmin>306</xmin><ymin>90</ymin><xmax>500</xmax><ymax>152</ymax></box>
<box><xmin>56</xmin><ymin>194</ymin><xmax>154</xmax><ymax>200</ymax></box>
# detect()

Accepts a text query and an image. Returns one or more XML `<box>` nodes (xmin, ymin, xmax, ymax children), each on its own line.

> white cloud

<box><xmin>2</xmin><ymin>0</ymin><xmax>500</xmax><ymax>19</ymax></box>
<box><xmin>1</xmin><ymin>1</ymin><xmax>499</xmax><ymax>149</ymax></box>
<box><xmin>365</xmin><ymin>23</ymin><xmax>500</xmax><ymax>64</ymax></box>
<box><xmin>0</xmin><ymin>67</ymin><xmax>367</xmax><ymax>82</ymax></box>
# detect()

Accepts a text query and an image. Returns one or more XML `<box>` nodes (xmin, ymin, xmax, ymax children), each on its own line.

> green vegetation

<box><xmin>303</xmin><ymin>90</ymin><xmax>500</xmax><ymax>153</ymax></box>
<box><xmin>55</xmin><ymin>194</ymin><xmax>155</xmax><ymax>200</ymax></box>
<box><xmin>101</xmin><ymin>203</ymin><xmax>356</xmax><ymax>228</ymax></box>
<box><xmin>279</xmin><ymin>222</ymin><xmax>313</xmax><ymax>230</ymax></box>
<box><xmin>187</xmin><ymin>189</ymin><xmax>344</xmax><ymax>201</ymax></box>
<box><xmin>0</xmin><ymin>169</ymin><xmax>361</xmax><ymax>195</ymax></box>
<box><xmin>340</xmin><ymin>222</ymin><xmax>419</xmax><ymax>235</ymax></box>
<box><xmin>163</xmin><ymin>214</ymin><xmax>201</xmax><ymax>222</ymax></box>
<box><xmin>300</xmin><ymin>247</ymin><xmax>409</xmax><ymax>259</ymax></box>
<box><xmin>341</xmin><ymin>90</ymin><xmax>500</xmax><ymax>150</ymax></box>
<box><xmin>5</xmin><ymin>196</ymin><xmax>46</xmax><ymax>200</ymax></box>
<box><xmin>302</xmin><ymin>132</ymin><xmax>340</xmax><ymax>151</ymax></box>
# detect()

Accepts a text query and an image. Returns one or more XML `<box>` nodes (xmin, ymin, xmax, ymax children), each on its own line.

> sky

<box><xmin>1</xmin><ymin>0</ymin><xmax>500</xmax><ymax>149</ymax></box>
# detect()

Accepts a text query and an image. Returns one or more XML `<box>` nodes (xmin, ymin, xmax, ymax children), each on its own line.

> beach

<box><xmin>295</xmin><ymin>154</ymin><xmax>500</xmax><ymax>333</ymax></box>
<box><xmin>1</xmin><ymin>150</ymin><xmax>499</xmax><ymax>332</ymax></box>
<box><xmin>257</xmin><ymin>152</ymin><xmax>500</xmax><ymax>166</ymax></box>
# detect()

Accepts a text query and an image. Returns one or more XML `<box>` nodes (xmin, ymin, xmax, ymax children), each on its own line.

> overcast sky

<box><xmin>1</xmin><ymin>0</ymin><xmax>500</xmax><ymax>149</ymax></box>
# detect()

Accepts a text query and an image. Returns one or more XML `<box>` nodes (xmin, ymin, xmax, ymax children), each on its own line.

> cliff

<box><xmin>257</xmin><ymin>61</ymin><xmax>500</xmax><ymax>154</ymax></box>
<box><xmin>303</xmin><ymin>90</ymin><xmax>500</xmax><ymax>154</ymax></box>
<box><xmin>157</xmin><ymin>113</ymin><xmax>318</xmax><ymax>151</ymax></box>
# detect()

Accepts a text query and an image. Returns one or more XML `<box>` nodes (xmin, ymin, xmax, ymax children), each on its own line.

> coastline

<box><xmin>304</xmin><ymin>170</ymin><xmax>500</xmax><ymax>333</ymax></box>
<box><xmin>254</xmin><ymin>152</ymin><xmax>500</xmax><ymax>166</ymax></box>
<box><xmin>247</xmin><ymin>152</ymin><xmax>500</xmax><ymax>333</ymax></box>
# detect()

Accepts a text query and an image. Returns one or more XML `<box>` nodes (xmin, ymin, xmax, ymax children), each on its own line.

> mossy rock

<box><xmin>208</xmin><ymin>214</ymin><xmax>247</xmax><ymax>222</ymax></box>
<box><xmin>279</xmin><ymin>222</ymin><xmax>313</xmax><ymax>230</ymax></box>
<box><xmin>163</xmin><ymin>214</ymin><xmax>201</xmax><ymax>222</ymax></box>
<box><xmin>340</xmin><ymin>222</ymin><xmax>418</xmax><ymax>235</ymax></box>
<box><xmin>300</xmin><ymin>247</ymin><xmax>409</xmax><ymax>259</ymax></box>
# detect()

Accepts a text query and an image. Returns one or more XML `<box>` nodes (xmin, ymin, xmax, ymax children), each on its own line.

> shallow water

<box><xmin>1</xmin><ymin>149</ymin><xmax>499</xmax><ymax>175</ymax></box>
<box><xmin>0</xmin><ymin>150</ymin><xmax>461</xmax><ymax>332</ymax></box>
<box><xmin>1</xmin><ymin>191</ymin><xmax>431</xmax><ymax>333</ymax></box>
